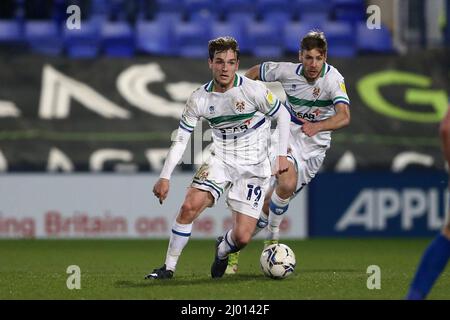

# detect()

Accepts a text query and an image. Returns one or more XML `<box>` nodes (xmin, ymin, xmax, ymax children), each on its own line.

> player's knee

<box><xmin>277</xmin><ymin>180</ymin><xmax>296</xmax><ymax>198</ymax></box>
<box><xmin>178</xmin><ymin>202</ymin><xmax>199</xmax><ymax>223</ymax></box>
<box><xmin>233</xmin><ymin>232</ymin><xmax>252</xmax><ymax>247</ymax></box>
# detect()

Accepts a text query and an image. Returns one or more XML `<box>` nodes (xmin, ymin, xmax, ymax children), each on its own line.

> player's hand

<box><xmin>274</xmin><ymin>156</ymin><xmax>289</xmax><ymax>175</ymax></box>
<box><xmin>298</xmin><ymin>118</ymin><xmax>322</xmax><ymax>137</ymax></box>
<box><xmin>153</xmin><ymin>178</ymin><xmax>170</xmax><ymax>204</ymax></box>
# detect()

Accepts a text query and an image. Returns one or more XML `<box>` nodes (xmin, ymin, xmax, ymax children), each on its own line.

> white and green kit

<box><xmin>160</xmin><ymin>74</ymin><xmax>291</xmax><ymax>218</ymax></box>
<box><xmin>260</xmin><ymin>61</ymin><xmax>350</xmax><ymax>195</ymax></box>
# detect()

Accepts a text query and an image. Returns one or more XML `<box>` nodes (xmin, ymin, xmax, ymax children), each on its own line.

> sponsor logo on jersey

<box><xmin>266</xmin><ymin>90</ymin><xmax>274</xmax><ymax>105</ymax></box>
<box><xmin>340</xmin><ymin>82</ymin><xmax>347</xmax><ymax>94</ymax></box>
<box><xmin>295</xmin><ymin>111</ymin><xmax>317</xmax><ymax>121</ymax></box>
<box><xmin>209</xmin><ymin>105</ymin><xmax>215</xmax><ymax>114</ymax></box>
<box><xmin>219</xmin><ymin>124</ymin><xmax>249</xmax><ymax>134</ymax></box>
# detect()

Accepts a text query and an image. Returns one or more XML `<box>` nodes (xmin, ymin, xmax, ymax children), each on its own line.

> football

<box><xmin>260</xmin><ymin>243</ymin><xmax>296</xmax><ymax>279</ymax></box>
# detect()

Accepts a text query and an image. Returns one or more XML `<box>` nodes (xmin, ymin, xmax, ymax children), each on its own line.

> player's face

<box><xmin>208</xmin><ymin>49</ymin><xmax>239</xmax><ymax>90</ymax></box>
<box><xmin>300</xmin><ymin>49</ymin><xmax>326</xmax><ymax>81</ymax></box>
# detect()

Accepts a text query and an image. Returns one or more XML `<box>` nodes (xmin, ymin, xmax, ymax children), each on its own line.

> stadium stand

<box><xmin>0</xmin><ymin>0</ymin><xmax>397</xmax><ymax>57</ymax></box>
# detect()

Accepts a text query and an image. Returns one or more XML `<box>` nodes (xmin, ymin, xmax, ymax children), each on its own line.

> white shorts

<box><xmin>270</xmin><ymin>131</ymin><xmax>326</xmax><ymax>199</ymax></box>
<box><xmin>191</xmin><ymin>155</ymin><xmax>270</xmax><ymax>219</ymax></box>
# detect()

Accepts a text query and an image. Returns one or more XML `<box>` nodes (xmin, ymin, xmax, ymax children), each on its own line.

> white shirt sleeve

<box><xmin>159</xmin><ymin>128</ymin><xmax>191</xmax><ymax>180</ymax></box>
<box><xmin>259</xmin><ymin>61</ymin><xmax>287</xmax><ymax>82</ymax></box>
<box><xmin>159</xmin><ymin>92</ymin><xmax>200</xmax><ymax>180</ymax></box>
<box><xmin>328</xmin><ymin>70</ymin><xmax>350</xmax><ymax>106</ymax></box>
<box><xmin>270</xmin><ymin>104</ymin><xmax>290</xmax><ymax>157</ymax></box>
<box><xmin>252</xmin><ymin>82</ymin><xmax>290</xmax><ymax>156</ymax></box>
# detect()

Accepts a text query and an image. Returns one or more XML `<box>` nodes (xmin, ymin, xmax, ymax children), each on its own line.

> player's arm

<box><xmin>439</xmin><ymin>107</ymin><xmax>450</xmax><ymax>165</ymax></box>
<box><xmin>245</xmin><ymin>64</ymin><xmax>261</xmax><ymax>80</ymax></box>
<box><xmin>299</xmin><ymin>103</ymin><xmax>350</xmax><ymax>137</ymax></box>
<box><xmin>153</xmin><ymin>128</ymin><xmax>192</xmax><ymax>204</ymax></box>
<box><xmin>271</xmin><ymin>104</ymin><xmax>291</xmax><ymax>174</ymax></box>
<box><xmin>154</xmin><ymin>97</ymin><xmax>199</xmax><ymax>204</ymax></box>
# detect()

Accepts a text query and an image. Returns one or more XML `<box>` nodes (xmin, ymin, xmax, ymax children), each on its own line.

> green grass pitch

<box><xmin>1</xmin><ymin>238</ymin><xmax>449</xmax><ymax>299</ymax></box>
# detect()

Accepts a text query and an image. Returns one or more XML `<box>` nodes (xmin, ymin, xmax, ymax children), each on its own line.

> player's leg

<box><xmin>265</xmin><ymin>161</ymin><xmax>297</xmax><ymax>242</ymax></box>
<box><xmin>212</xmin><ymin>210</ymin><xmax>258</xmax><ymax>278</ymax></box>
<box><xmin>225</xmin><ymin>165</ymin><xmax>295</xmax><ymax>274</ymax></box>
<box><xmin>145</xmin><ymin>187</ymin><xmax>214</xmax><ymax>279</ymax></box>
<box><xmin>212</xmin><ymin>176</ymin><xmax>267</xmax><ymax>278</ymax></box>
<box><xmin>226</xmin><ymin>189</ymin><xmax>273</xmax><ymax>275</ymax></box>
<box><xmin>406</xmin><ymin>220</ymin><xmax>450</xmax><ymax>299</ymax></box>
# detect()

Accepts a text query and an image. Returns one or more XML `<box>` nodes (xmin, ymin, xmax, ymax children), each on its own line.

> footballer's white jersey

<box><xmin>260</xmin><ymin>61</ymin><xmax>350</xmax><ymax>158</ymax></box>
<box><xmin>180</xmin><ymin>74</ymin><xmax>282</xmax><ymax>178</ymax></box>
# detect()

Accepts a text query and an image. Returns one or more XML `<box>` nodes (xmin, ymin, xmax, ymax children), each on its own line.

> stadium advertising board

<box><xmin>0</xmin><ymin>174</ymin><xmax>307</xmax><ymax>239</ymax></box>
<box><xmin>308</xmin><ymin>172</ymin><xmax>448</xmax><ymax>236</ymax></box>
<box><xmin>0</xmin><ymin>50</ymin><xmax>448</xmax><ymax>173</ymax></box>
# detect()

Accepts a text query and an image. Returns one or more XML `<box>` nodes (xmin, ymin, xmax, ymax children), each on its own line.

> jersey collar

<box><xmin>204</xmin><ymin>74</ymin><xmax>243</xmax><ymax>92</ymax></box>
<box><xmin>297</xmin><ymin>63</ymin><xmax>329</xmax><ymax>79</ymax></box>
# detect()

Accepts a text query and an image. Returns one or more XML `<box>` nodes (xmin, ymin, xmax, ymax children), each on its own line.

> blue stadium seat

<box><xmin>136</xmin><ymin>20</ymin><xmax>175</xmax><ymax>56</ymax></box>
<box><xmin>210</xmin><ymin>21</ymin><xmax>247</xmax><ymax>53</ymax></box>
<box><xmin>101</xmin><ymin>21</ymin><xmax>135</xmax><ymax>57</ymax></box>
<box><xmin>332</xmin><ymin>0</ymin><xmax>365</xmax><ymax>23</ymax></box>
<box><xmin>173</xmin><ymin>21</ymin><xmax>211</xmax><ymax>58</ymax></box>
<box><xmin>293</xmin><ymin>0</ymin><xmax>331</xmax><ymax>23</ymax></box>
<box><xmin>90</xmin><ymin>0</ymin><xmax>109</xmax><ymax>16</ymax></box>
<box><xmin>155</xmin><ymin>0</ymin><xmax>184</xmax><ymax>14</ymax></box>
<box><xmin>257</xmin><ymin>0</ymin><xmax>291</xmax><ymax>16</ymax></box>
<box><xmin>183</xmin><ymin>0</ymin><xmax>217</xmax><ymax>15</ymax></box>
<box><xmin>283</xmin><ymin>21</ymin><xmax>320</xmax><ymax>53</ymax></box>
<box><xmin>356</xmin><ymin>22</ymin><xmax>394</xmax><ymax>53</ymax></box>
<box><xmin>321</xmin><ymin>21</ymin><xmax>356</xmax><ymax>57</ymax></box>
<box><xmin>153</xmin><ymin>11</ymin><xmax>183</xmax><ymax>25</ymax></box>
<box><xmin>247</xmin><ymin>22</ymin><xmax>283</xmax><ymax>58</ymax></box>
<box><xmin>218</xmin><ymin>0</ymin><xmax>254</xmax><ymax>17</ymax></box>
<box><xmin>189</xmin><ymin>10</ymin><xmax>219</xmax><ymax>25</ymax></box>
<box><xmin>226</xmin><ymin>12</ymin><xmax>256</xmax><ymax>28</ymax></box>
<box><xmin>64</xmin><ymin>20</ymin><xmax>100</xmax><ymax>58</ymax></box>
<box><xmin>0</xmin><ymin>19</ymin><xmax>23</xmax><ymax>43</ymax></box>
<box><xmin>24</xmin><ymin>20</ymin><xmax>63</xmax><ymax>55</ymax></box>
<box><xmin>261</xmin><ymin>12</ymin><xmax>292</xmax><ymax>30</ymax></box>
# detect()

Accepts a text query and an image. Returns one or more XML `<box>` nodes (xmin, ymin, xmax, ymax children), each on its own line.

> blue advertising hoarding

<box><xmin>308</xmin><ymin>172</ymin><xmax>448</xmax><ymax>237</ymax></box>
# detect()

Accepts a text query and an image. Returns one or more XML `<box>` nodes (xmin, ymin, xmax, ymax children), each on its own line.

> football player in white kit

<box><xmin>226</xmin><ymin>30</ymin><xmax>351</xmax><ymax>274</ymax></box>
<box><xmin>145</xmin><ymin>37</ymin><xmax>291</xmax><ymax>279</ymax></box>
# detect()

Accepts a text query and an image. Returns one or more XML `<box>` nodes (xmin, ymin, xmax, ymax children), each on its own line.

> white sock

<box><xmin>164</xmin><ymin>221</ymin><xmax>193</xmax><ymax>272</ymax></box>
<box><xmin>253</xmin><ymin>211</ymin><xmax>269</xmax><ymax>236</ymax></box>
<box><xmin>267</xmin><ymin>191</ymin><xmax>290</xmax><ymax>240</ymax></box>
<box><xmin>218</xmin><ymin>230</ymin><xmax>238</xmax><ymax>259</ymax></box>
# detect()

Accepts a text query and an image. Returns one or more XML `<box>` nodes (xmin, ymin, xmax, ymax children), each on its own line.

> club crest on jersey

<box><xmin>209</xmin><ymin>105</ymin><xmax>215</xmax><ymax>114</ymax></box>
<box><xmin>235</xmin><ymin>101</ymin><xmax>245</xmax><ymax>112</ymax></box>
<box><xmin>312</xmin><ymin>87</ymin><xmax>320</xmax><ymax>98</ymax></box>
<box><xmin>195</xmin><ymin>165</ymin><xmax>209</xmax><ymax>181</ymax></box>
<box><xmin>198</xmin><ymin>171</ymin><xmax>209</xmax><ymax>181</ymax></box>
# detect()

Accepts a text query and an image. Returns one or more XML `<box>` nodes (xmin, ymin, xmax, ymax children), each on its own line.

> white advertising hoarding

<box><xmin>0</xmin><ymin>174</ymin><xmax>307</xmax><ymax>239</ymax></box>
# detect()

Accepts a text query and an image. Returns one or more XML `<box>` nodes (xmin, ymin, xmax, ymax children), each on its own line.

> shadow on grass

<box><xmin>300</xmin><ymin>269</ymin><xmax>360</xmax><ymax>273</ymax></box>
<box><xmin>115</xmin><ymin>268</ymin><xmax>360</xmax><ymax>288</ymax></box>
<box><xmin>115</xmin><ymin>273</ymin><xmax>275</xmax><ymax>288</ymax></box>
